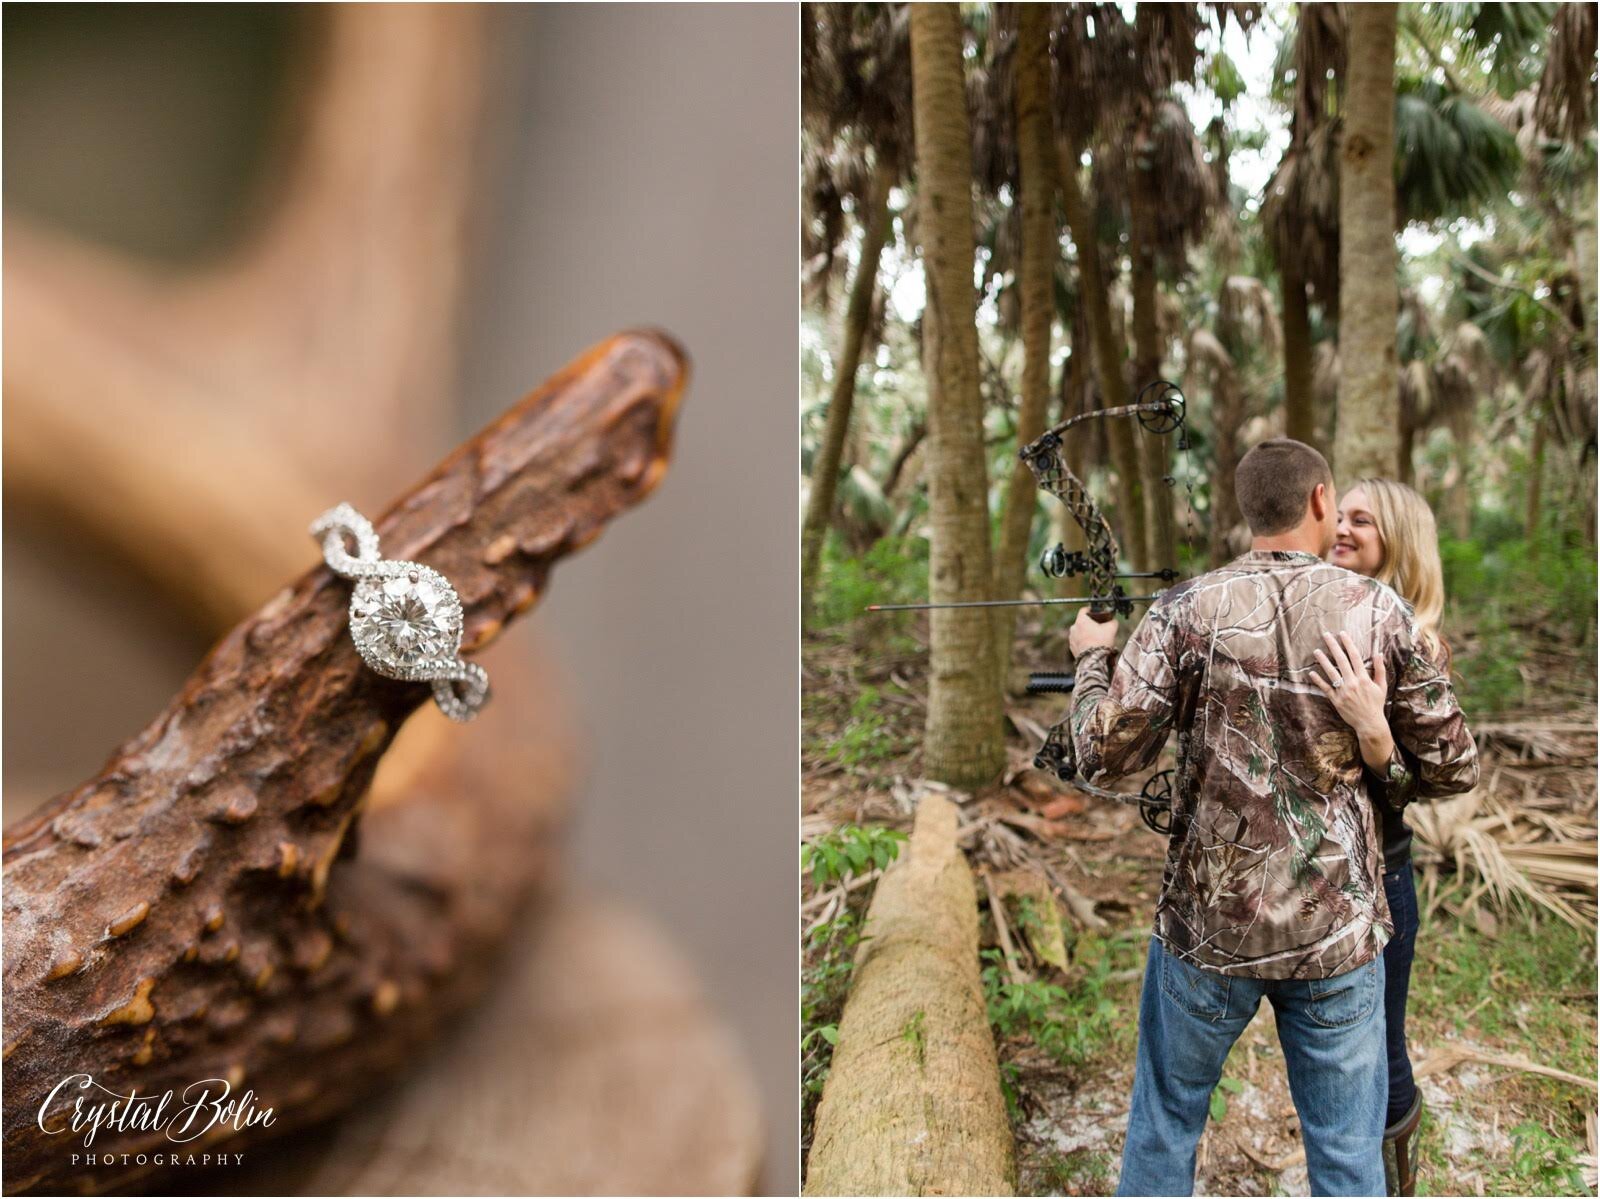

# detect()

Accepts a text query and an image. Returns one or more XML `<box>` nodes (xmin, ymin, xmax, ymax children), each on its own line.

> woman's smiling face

<box><xmin>1330</xmin><ymin>485</ymin><xmax>1384</xmax><ymax>576</ymax></box>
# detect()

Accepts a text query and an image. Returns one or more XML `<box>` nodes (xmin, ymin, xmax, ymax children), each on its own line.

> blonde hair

<box><xmin>1347</xmin><ymin>477</ymin><xmax>1446</xmax><ymax>663</ymax></box>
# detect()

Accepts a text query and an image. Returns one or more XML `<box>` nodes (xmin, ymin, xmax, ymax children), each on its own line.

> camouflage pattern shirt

<box><xmin>1070</xmin><ymin>549</ymin><xmax>1479</xmax><ymax>980</ymax></box>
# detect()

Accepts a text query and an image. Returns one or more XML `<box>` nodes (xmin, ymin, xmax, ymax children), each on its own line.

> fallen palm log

<box><xmin>804</xmin><ymin>794</ymin><xmax>1015</xmax><ymax>1196</ymax></box>
<box><xmin>2</xmin><ymin>331</ymin><xmax>686</xmax><ymax>1195</ymax></box>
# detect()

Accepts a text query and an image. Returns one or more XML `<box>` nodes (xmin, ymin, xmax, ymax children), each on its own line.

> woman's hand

<box><xmin>1310</xmin><ymin>629</ymin><xmax>1396</xmax><ymax>771</ymax></box>
<box><xmin>1311</xmin><ymin>630</ymin><xmax>1387</xmax><ymax>733</ymax></box>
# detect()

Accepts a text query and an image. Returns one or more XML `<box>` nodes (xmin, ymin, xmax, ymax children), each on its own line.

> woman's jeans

<box><xmin>1116</xmin><ymin>937</ymin><xmax>1387</xmax><ymax>1197</ymax></box>
<box><xmin>1382</xmin><ymin>861</ymin><xmax>1420</xmax><ymax>1128</ymax></box>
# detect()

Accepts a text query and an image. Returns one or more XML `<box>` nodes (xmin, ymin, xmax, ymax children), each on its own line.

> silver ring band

<box><xmin>310</xmin><ymin>503</ymin><xmax>489</xmax><ymax>722</ymax></box>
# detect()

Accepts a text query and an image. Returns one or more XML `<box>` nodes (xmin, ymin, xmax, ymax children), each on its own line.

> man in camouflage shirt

<box><xmin>1067</xmin><ymin>439</ymin><xmax>1478</xmax><ymax>1196</ymax></box>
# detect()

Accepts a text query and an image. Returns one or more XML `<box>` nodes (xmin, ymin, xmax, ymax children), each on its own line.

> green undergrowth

<box><xmin>833</xmin><ymin>686</ymin><xmax>909</xmax><ymax>769</ymax></box>
<box><xmin>811</xmin><ymin>533</ymin><xmax>928</xmax><ymax>647</ymax></box>
<box><xmin>1033</xmin><ymin>1148</ymin><xmax>1114</xmax><ymax>1196</ymax></box>
<box><xmin>1389</xmin><ymin>903</ymin><xmax>1595</xmax><ymax>1196</ymax></box>
<box><xmin>982</xmin><ymin>929</ymin><xmax>1146</xmax><ymax>1075</ymax></box>
<box><xmin>1439</xmin><ymin>520</ymin><xmax>1597</xmax><ymax>718</ymax></box>
<box><xmin>799</xmin><ymin>824</ymin><xmax>907</xmax><ymax>1159</ymax></box>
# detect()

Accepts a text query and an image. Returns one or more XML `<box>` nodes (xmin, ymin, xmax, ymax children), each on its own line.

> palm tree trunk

<box><xmin>1281</xmin><ymin>238</ymin><xmax>1317</xmax><ymax>447</ymax></box>
<box><xmin>910</xmin><ymin>3</ymin><xmax>1004</xmax><ymax>788</ymax></box>
<box><xmin>1446</xmin><ymin>404</ymin><xmax>1473</xmax><ymax>538</ymax></box>
<box><xmin>1128</xmin><ymin>137</ymin><xmax>1173</xmax><ymax>573</ymax></box>
<box><xmin>1333</xmin><ymin>2</ymin><xmax>1401</xmax><ymax>480</ymax></box>
<box><xmin>1397</xmin><ymin>385</ymin><xmax>1416</xmax><ymax>486</ymax></box>
<box><xmin>1210</xmin><ymin>366</ymin><xmax>1244</xmax><ymax>566</ymax></box>
<box><xmin>1053</xmin><ymin>313</ymin><xmax>1091</xmax><ymax>566</ymax></box>
<box><xmin>992</xmin><ymin>5</ymin><xmax>1056</xmax><ymax>691</ymax></box>
<box><xmin>1058</xmin><ymin>138</ymin><xmax>1146</xmax><ymax>569</ymax></box>
<box><xmin>801</xmin><ymin>164</ymin><xmax>895</xmax><ymax>623</ymax></box>
<box><xmin>1526</xmin><ymin>401</ymin><xmax>1548</xmax><ymax>551</ymax></box>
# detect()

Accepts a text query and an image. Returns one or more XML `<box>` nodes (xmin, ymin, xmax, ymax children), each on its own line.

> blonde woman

<box><xmin>1311</xmin><ymin>477</ymin><xmax>1450</xmax><ymax>1198</ymax></box>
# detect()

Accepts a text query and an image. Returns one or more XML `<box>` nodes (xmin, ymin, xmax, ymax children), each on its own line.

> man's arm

<box><xmin>1067</xmin><ymin>602</ymin><xmax>1180</xmax><ymax>786</ymax></box>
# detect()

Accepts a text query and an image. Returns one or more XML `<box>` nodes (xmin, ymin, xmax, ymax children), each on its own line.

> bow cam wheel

<box><xmin>1135</xmin><ymin>381</ymin><xmax>1185</xmax><ymax>434</ymax></box>
<box><xmin>1140</xmin><ymin>769</ymin><xmax>1175</xmax><ymax>836</ymax></box>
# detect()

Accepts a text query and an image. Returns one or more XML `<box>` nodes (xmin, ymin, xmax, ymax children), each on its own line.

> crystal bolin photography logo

<box><xmin>39</xmin><ymin>1073</ymin><xmax>276</xmax><ymax>1168</ymax></box>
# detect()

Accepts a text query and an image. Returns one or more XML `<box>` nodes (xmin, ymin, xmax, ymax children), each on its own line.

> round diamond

<box><xmin>349</xmin><ymin>566</ymin><xmax>463</xmax><ymax>678</ymax></box>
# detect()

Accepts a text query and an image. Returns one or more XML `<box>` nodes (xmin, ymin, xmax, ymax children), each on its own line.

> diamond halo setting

<box><xmin>350</xmin><ymin>566</ymin><xmax>463</xmax><ymax>678</ymax></box>
<box><xmin>310</xmin><ymin>503</ymin><xmax>489</xmax><ymax>721</ymax></box>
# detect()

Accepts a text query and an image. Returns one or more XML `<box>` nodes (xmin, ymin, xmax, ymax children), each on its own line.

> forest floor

<box><xmin>801</xmin><ymin>617</ymin><xmax>1598</xmax><ymax>1197</ymax></box>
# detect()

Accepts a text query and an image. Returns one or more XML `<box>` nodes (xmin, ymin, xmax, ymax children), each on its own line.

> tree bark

<box><xmin>910</xmin><ymin>3</ymin><xmax>1005</xmax><ymax>789</ymax></box>
<box><xmin>257</xmin><ymin>893</ymin><xmax>764</xmax><ymax>1196</ymax></box>
<box><xmin>1210</xmin><ymin>364</ymin><xmax>1245</xmax><ymax>566</ymax></box>
<box><xmin>1574</xmin><ymin>175</ymin><xmax>1598</xmax><ymax>376</ymax></box>
<box><xmin>801</xmin><ymin>163</ymin><xmax>896</xmax><ymax>623</ymax></box>
<box><xmin>1053</xmin><ymin>321</ymin><xmax>1090</xmax><ymax>565</ymax></box>
<box><xmin>1397</xmin><ymin>382</ymin><xmax>1417</xmax><ymax>486</ymax></box>
<box><xmin>1526</xmin><ymin>401</ymin><xmax>1549</xmax><ymax>548</ymax></box>
<box><xmin>1333</xmin><ymin>3</ymin><xmax>1401</xmax><ymax>480</ymax></box>
<box><xmin>992</xmin><ymin>5</ymin><xmax>1057</xmax><ymax>690</ymax></box>
<box><xmin>1058</xmin><ymin>139</ymin><xmax>1146</xmax><ymax>568</ymax></box>
<box><xmin>1281</xmin><ymin>236</ymin><xmax>1318</xmax><ymax>449</ymax></box>
<box><xmin>1</xmin><ymin>333</ymin><xmax>686</xmax><ymax>1195</ymax></box>
<box><xmin>1446</xmin><ymin>403</ymin><xmax>1474</xmax><ymax>539</ymax></box>
<box><xmin>803</xmin><ymin>795</ymin><xmax>1015</xmax><ymax>1196</ymax></box>
<box><xmin>1128</xmin><ymin>130</ymin><xmax>1174</xmax><ymax>572</ymax></box>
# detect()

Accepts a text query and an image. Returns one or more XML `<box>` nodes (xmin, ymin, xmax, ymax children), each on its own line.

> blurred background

<box><xmin>5</xmin><ymin>4</ymin><xmax>796</xmax><ymax>1193</ymax></box>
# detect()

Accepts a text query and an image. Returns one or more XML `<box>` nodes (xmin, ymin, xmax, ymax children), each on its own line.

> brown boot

<box><xmin>1382</xmin><ymin>1092</ymin><xmax>1423</xmax><ymax>1196</ymax></box>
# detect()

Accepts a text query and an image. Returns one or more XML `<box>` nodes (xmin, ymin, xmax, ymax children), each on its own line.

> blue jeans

<box><xmin>1116</xmin><ymin>937</ymin><xmax>1388</xmax><ymax>1196</ymax></box>
<box><xmin>1382</xmin><ymin>862</ymin><xmax>1420</xmax><ymax>1128</ymax></box>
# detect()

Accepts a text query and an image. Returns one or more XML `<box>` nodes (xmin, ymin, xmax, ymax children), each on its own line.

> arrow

<box><xmin>865</xmin><ymin>593</ymin><xmax>1166</xmax><ymax>613</ymax></box>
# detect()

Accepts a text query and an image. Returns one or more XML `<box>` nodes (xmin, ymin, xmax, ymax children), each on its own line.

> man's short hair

<box><xmin>1235</xmin><ymin>439</ymin><xmax>1333</xmax><ymax>535</ymax></box>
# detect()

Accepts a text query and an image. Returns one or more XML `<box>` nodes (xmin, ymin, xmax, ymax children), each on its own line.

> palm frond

<box><xmin>1394</xmin><ymin>78</ymin><xmax>1522</xmax><ymax>223</ymax></box>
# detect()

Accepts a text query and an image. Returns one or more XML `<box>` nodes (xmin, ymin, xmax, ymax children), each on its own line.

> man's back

<box><xmin>1069</xmin><ymin>548</ymin><xmax>1477</xmax><ymax>980</ymax></box>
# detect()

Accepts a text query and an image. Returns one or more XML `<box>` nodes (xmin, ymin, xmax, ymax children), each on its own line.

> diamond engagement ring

<box><xmin>310</xmin><ymin>503</ymin><xmax>489</xmax><ymax>722</ymax></box>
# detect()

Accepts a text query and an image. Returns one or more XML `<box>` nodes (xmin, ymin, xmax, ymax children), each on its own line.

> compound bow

<box><xmin>1017</xmin><ymin>379</ymin><xmax>1196</xmax><ymax>834</ymax></box>
<box><xmin>869</xmin><ymin>380</ymin><xmax>1195</xmax><ymax>834</ymax></box>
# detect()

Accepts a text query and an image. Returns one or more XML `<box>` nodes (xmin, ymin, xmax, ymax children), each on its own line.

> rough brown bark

<box><xmin>1</xmin><ymin>332</ymin><xmax>686</xmax><ymax>1195</ymax></box>
<box><xmin>1128</xmin><ymin>133</ymin><xmax>1173</xmax><ymax>573</ymax></box>
<box><xmin>1051</xmin><ymin>312</ymin><xmax>1091</xmax><ymax>568</ymax></box>
<box><xmin>803</xmin><ymin>796</ymin><xmax>1015</xmax><ymax>1196</ymax></box>
<box><xmin>911</xmin><ymin>3</ymin><xmax>1005</xmax><ymax>788</ymax></box>
<box><xmin>1526</xmin><ymin>401</ymin><xmax>1549</xmax><ymax>545</ymax></box>
<box><xmin>1281</xmin><ymin>241</ymin><xmax>1318</xmax><ymax>449</ymax></box>
<box><xmin>233</xmin><ymin>893</ymin><xmax>763</xmax><ymax>1196</ymax></box>
<box><xmin>1210</xmin><ymin>365</ymin><xmax>1246</xmax><ymax>566</ymax></box>
<box><xmin>1333</xmin><ymin>3</ymin><xmax>1401</xmax><ymax>480</ymax></box>
<box><xmin>802</xmin><ymin>163</ymin><xmax>895</xmax><ymax>623</ymax></box>
<box><xmin>1445</xmin><ymin>403</ymin><xmax>1474</xmax><ymax>539</ymax></box>
<box><xmin>1397</xmin><ymin>383</ymin><xmax>1417</xmax><ymax>486</ymax></box>
<box><xmin>1059</xmin><ymin>139</ymin><xmax>1145</xmax><ymax>567</ymax></box>
<box><xmin>992</xmin><ymin>5</ymin><xmax>1057</xmax><ymax>689</ymax></box>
